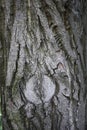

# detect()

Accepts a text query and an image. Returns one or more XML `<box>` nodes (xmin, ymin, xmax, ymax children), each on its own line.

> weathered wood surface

<box><xmin>0</xmin><ymin>0</ymin><xmax>87</xmax><ymax>130</ymax></box>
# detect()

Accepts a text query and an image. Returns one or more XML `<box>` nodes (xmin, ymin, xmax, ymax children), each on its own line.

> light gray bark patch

<box><xmin>6</xmin><ymin>0</ymin><xmax>27</xmax><ymax>87</ymax></box>
<box><xmin>24</xmin><ymin>75</ymin><xmax>55</xmax><ymax>104</ymax></box>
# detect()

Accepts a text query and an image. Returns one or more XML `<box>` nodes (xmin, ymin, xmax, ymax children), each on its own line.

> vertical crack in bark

<box><xmin>11</xmin><ymin>43</ymin><xmax>20</xmax><ymax>96</ymax></box>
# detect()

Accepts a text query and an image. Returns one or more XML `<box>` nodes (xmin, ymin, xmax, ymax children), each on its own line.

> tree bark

<box><xmin>0</xmin><ymin>0</ymin><xmax>87</xmax><ymax>130</ymax></box>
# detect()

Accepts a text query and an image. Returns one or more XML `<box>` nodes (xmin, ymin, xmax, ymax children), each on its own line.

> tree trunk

<box><xmin>0</xmin><ymin>0</ymin><xmax>87</xmax><ymax>130</ymax></box>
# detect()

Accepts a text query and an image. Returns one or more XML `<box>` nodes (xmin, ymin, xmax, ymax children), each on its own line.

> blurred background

<box><xmin>0</xmin><ymin>98</ymin><xmax>2</xmax><ymax>130</ymax></box>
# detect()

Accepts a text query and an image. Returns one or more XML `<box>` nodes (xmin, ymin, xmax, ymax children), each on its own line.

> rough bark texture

<box><xmin>0</xmin><ymin>0</ymin><xmax>87</xmax><ymax>130</ymax></box>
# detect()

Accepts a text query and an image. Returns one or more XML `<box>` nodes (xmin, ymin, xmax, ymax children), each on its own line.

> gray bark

<box><xmin>0</xmin><ymin>0</ymin><xmax>87</xmax><ymax>130</ymax></box>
